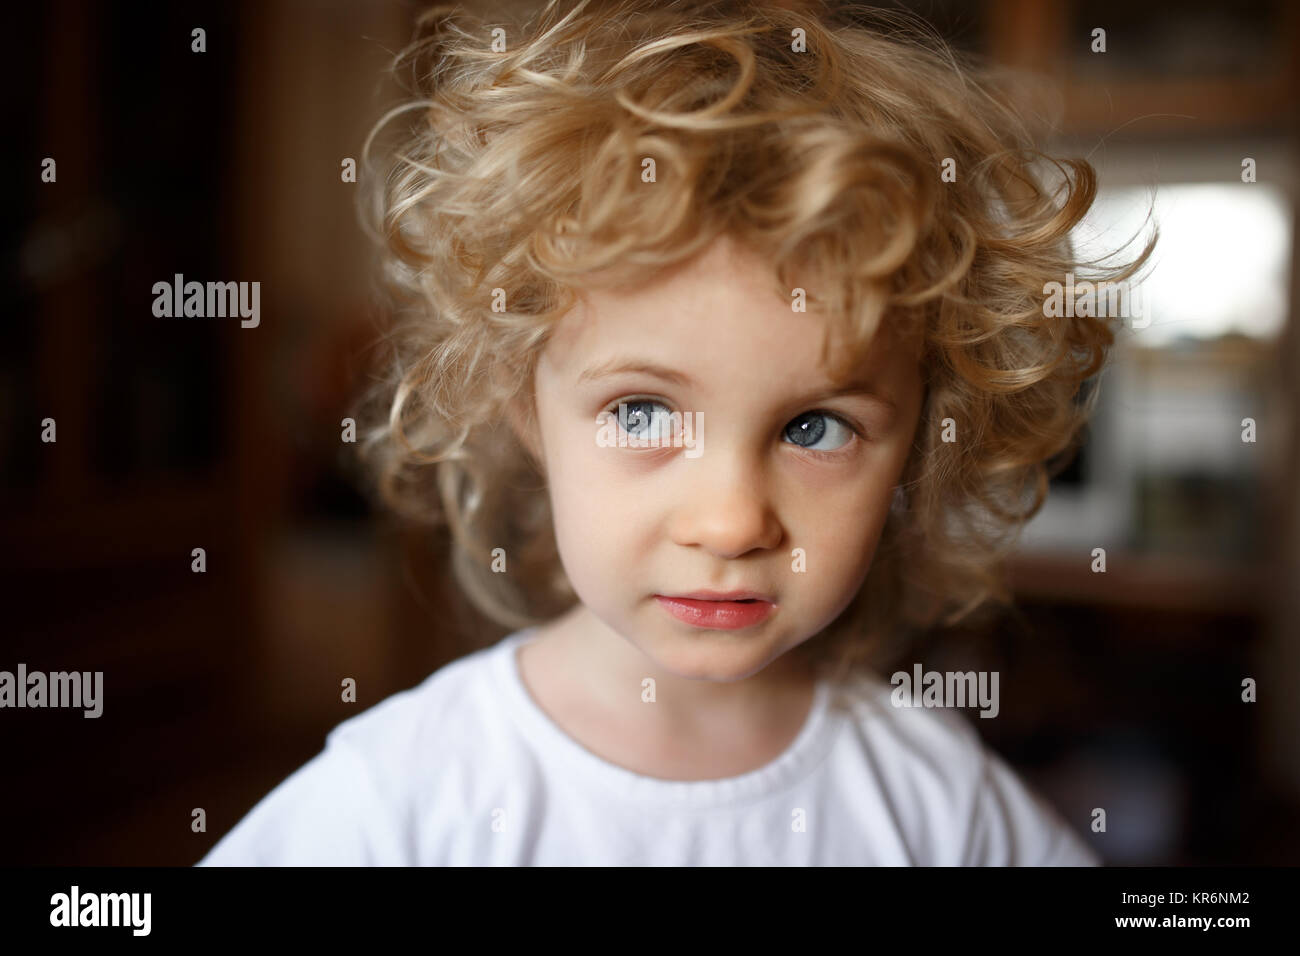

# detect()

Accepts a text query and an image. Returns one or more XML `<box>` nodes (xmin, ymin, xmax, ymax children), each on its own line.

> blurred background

<box><xmin>1</xmin><ymin>0</ymin><xmax>1296</xmax><ymax>865</ymax></box>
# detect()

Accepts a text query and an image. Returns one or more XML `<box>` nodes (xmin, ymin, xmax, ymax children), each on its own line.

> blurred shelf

<box><xmin>1007</xmin><ymin>549</ymin><xmax>1264</xmax><ymax>614</ymax></box>
<box><xmin>1063</xmin><ymin>76</ymin><xmax>1295</xmax><ymax>135</ymax></box>
<box><xmin>988</xmin><ymin>0</ymin><xmax>1298</xmax><ymax>137</ymax></box>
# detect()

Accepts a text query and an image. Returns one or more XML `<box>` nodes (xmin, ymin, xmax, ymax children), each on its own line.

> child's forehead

<box><xmin>544</xmin><ymin>274</ymin><xmax>911</xmax><ymax>390</ymax></box>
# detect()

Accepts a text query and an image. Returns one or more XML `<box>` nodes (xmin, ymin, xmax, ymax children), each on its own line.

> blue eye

<box><xmin>617</xmin><ymin>400</ymin><xmax>675</xmax><ymax>441</ymax></box>
<box><xmin>783</xmin><ymin>411</ymin><xmax>853</xmax><ymax>451</ymax></box>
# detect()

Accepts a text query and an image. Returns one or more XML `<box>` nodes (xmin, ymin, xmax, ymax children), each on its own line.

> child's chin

<box><xmin>642</xmin><ymin>633</ymin><xmax>781</xmax><ymax>683</ymax></box>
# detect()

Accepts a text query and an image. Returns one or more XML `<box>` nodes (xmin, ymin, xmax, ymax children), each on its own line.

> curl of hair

<box><xmin>351</xmin><ymin>0</ymin><xmax>1157</xmax><ymax>683</ymax></box>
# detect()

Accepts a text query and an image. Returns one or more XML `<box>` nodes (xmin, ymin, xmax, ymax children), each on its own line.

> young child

<box><xmin>199</xmin><ymin>0</ymin><xmax>1151</xmax><ymax>866</ymax></box>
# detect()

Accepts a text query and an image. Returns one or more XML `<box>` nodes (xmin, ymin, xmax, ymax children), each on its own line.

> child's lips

<box><xmin>653</xmin><ymin>592</ymin><xmax>777</xmax><ymax>629</ymax></box>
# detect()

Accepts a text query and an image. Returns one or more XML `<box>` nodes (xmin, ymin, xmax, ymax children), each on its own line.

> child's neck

<box><xmin>517</xmin><ymin>604</ymin><xmax>817</xmax><ymax>781</ymax></box>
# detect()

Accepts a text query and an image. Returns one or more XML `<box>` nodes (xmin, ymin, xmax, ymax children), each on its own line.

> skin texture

<box><xmin>511</xmin><ymin>234</ymin><xmax>924</xmax><ymax>780</ymax></box>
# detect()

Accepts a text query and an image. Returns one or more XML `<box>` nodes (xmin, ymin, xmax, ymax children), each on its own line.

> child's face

<box><xmin>524</xmin><ymin>235</ymin><xmax>924</xmax><ymax>682</ymax></box>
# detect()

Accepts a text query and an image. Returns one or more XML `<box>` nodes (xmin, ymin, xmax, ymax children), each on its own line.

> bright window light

<box><xmin>1073</xmin><ymin>183</ymin><xmax>1292</xmax><ymax>346</ymax></box>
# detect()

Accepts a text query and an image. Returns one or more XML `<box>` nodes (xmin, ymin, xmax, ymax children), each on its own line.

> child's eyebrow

<box><xmin>575</xmin><ymin>357</ymin><xmax>897</xmax><ymax>412</ymax></box>
<box><xmin>576</xmin><ymin>359</ymin><xmax>691</xmax><ymax>388</ymax></box>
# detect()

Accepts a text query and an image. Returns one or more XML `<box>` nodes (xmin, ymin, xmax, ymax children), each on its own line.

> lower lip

<box><xmin>653</xmin><ymin>596</ymin><xmax>776</xmax><ymax>630</ymax></box>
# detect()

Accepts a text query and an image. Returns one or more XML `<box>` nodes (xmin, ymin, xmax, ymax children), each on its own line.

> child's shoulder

<box><xmin>829</xmin><ymin>668</ymin><xmax>989</xmax><ymax>767</ymax></box>
<box><xmin>324</xmin><ymin>631</ymin><xmax>518</xmax><ymax>764</ymax></box>
<box><xmin>826</xmin><ymin>669</ymin><xmax>1096</xmax><ymax>865</ymax></box>
<box><xmin>197</xmin><ymin>633</ymin><xmax>524</xmax><ymax>866</ymax></box>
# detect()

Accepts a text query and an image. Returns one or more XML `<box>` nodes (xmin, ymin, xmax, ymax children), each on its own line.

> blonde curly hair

<box><xmin>352</xmin><ymin>0</ymin><xmax>1155</xmax><ymax>686</ymax></box>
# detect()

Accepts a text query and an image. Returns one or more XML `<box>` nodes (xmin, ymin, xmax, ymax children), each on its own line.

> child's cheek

<box><xmin>546</xmin><ymin>428</ymin><xmax>641</xmax><ymax>558</ymax></box>
<box><xmin>788</xmin><ymin>474</ymin><xmax>894</xmax><ymax>584</ymax></box>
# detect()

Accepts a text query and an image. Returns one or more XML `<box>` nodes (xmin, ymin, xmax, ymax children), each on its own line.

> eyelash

<box><xmin>601</xmin><ymin>396</ymin><xmax>868</xmax><ymax>456</ymax></box>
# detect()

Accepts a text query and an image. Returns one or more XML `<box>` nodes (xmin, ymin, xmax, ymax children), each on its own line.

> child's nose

<box><xmin>666</xmin><ymin>452</ymin><xmax>783</xmax><ymax>559</ymax></box>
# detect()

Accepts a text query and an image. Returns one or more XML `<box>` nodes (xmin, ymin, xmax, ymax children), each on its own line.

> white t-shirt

<box><xmin>198</xmin><ymin>627</ymin><xmax>1099</xmax><ymax>866</ymax></box>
